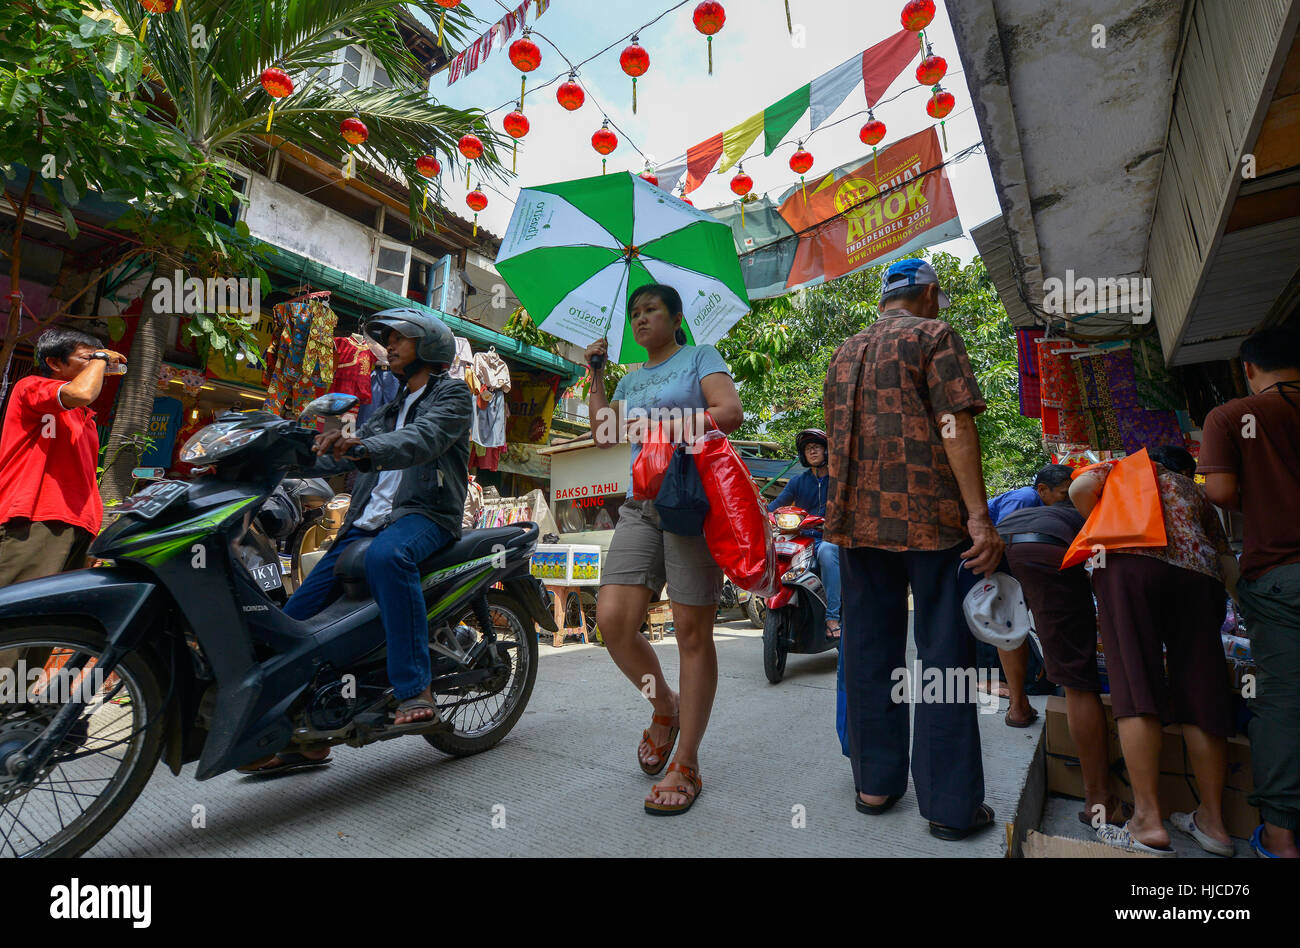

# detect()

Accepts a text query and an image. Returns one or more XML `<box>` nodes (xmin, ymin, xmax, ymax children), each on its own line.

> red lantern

<box><xmin>916</xmin><ymin>52</ymin><xmax>947</xmax><ymax>86</ymax></box>
<box><xmin>260</xmin><ymin>67</ymin><xmax>293</xmax><ymax>132</ymax></box>
<box><xmin>927</xmin><ymin>86</ymin><xmax>955</xmax><ymax>150</ymax></box>
<box><xmin>432</xmin><ymin>0</ymin><xmax>462</xmax><ymax>47</ymax></box>
<box><xmin>901</xmin><ymin>0</ymin><xmax>935</xmax><ymax>32</ymax></box>
<box><xmin>620</xmin><ymin>37</ymin><xmax>650</xmax><ymax>114</ymax></box>
<box><xmin>466</xmin><ymin>189</ymin><xmax>488</xmax><ymax>237</ymax></box>
<box><xmin>693</xmin><ymin>2</ymin><xmax>726</xmax><ymax>75</ymax></box>
<box><xmin>416</xmin><ymin>155</ymin><xmax>440</xmax><ymax>211</ymax></box>
<box><xmin>592</xmin><ymin>120</ymin><xmax>618</xmax><ymax>174</ymax></box>
<box><xmin>340</xmin><ymin>117</ymin><xmax>368</xmax><ymax>146</ymax></box>
<box><xmin>503</xmin><ymin>109</ymin><xmax>529</xmax><ymax>173</ymax></box>
<box><xmin>859</xmin><ymin>117</ymin><xmax>886</xmax><ymax>146</ymax></box>
<box><xmin>458</xmin><ymin>132</ymin><xmax>484</xmax><ymax>190</ymax></box>
<box><xmin>860</xmin><ymin>113</ymin><xmax>886</xmax><ymax>173</ymax></box>
<box><xmin>927</xmin><ymin>88</ymin><xmax>955</xmax><ymax>119</ymax></box>
<box><xmin>416</xmin><ymin>155</ymin><xmax>441</xmax><ymax>178</ymax></box>
<box><xmin>557</xmin><ymin>73</ymin><xmax>585</xmax><ymax>111</ymax></box>
<box><xmin>138</xmin><ymin>0</ymin><xmax>175</xmax><ymax>39</ymax></box>
<box><xmin>510</xmin><ymin>30</ymin><xmax>542</xmax><ymax>104</ymax></box>
<box><xmin>731</xmin><ymin>167</ymin><xmax>753</xmax><ymax>228</ymax></box>
<box><xmin>789</xmin><ymin>147</ymin><xmax>813</xmax><ymax>175</ymax></box>
<box><xmin>639</xmin><ymin>169</ymin><xmax>660</xmax><ymax>187</ymax></box>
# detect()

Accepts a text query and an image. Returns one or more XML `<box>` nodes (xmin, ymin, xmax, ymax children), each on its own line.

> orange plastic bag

<box><xmin>1061</xmin><ymin>448</ymin><xmax>1167</xmax><ymax>568</ymax></box>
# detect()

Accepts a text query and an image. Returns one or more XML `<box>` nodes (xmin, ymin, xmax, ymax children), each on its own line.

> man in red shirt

<box><xmin>1200</xmin><ymin>326</ymin><xmax>1300</xmax><ymax>859</ymax></box>
<box><xmin>0</xmin><ymin>327</ymin><xmax>125</xmax><ymax>586</ymax></box>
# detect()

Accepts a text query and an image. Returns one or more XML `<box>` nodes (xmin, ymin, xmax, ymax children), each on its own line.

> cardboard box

<box><xmin>1043</xmin><ymin>694</ymin><xmax>1259</xmax><ymax>838</ymax></box>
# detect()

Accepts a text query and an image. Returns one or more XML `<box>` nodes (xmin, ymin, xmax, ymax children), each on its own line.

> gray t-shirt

<box><xmin>613</xmin><ymin>344</ymin><xmax>732</xmax><ymax>497</ymax></box>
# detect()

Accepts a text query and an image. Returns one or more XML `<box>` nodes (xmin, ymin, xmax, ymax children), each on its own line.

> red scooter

<box><xmin>762</xmin><ymin>505</ymin><xmax>838</xmax><ymax>683</ymax></box>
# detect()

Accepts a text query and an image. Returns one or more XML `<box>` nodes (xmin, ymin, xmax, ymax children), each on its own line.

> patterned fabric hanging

<box><xmin>1130</xmin><ymin>334</ymin><xmax>1184</xmax><ymax>411</ymax></box>
<box><xmin>264</xmin><ymin>297</ymin><xmax>339</xmax><ymax>417</ymax></box>
<box><xmin>1016</xmin><ymin>328</ymin><xmax>1043</xmax><ymax>418</ymax></box>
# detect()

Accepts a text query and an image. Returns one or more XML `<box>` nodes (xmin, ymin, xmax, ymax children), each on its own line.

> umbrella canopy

<box><xmin>496</xmin><ymin>172</ymin><xmax>751</xmax><ymax>364</ymax></box>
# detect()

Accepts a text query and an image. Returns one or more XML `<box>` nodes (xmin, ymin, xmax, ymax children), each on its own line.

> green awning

<box><xmin>258</xmin><ymin>242</ymin><xmax>583</xmax><ymax>386</ymax></box>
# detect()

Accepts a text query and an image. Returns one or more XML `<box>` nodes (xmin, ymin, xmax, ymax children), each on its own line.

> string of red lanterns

<box><xmin>259</xmin><ymin>67</ymin><xmax>293</xmax><ymax>133</ymax></box>
<box><xmin>502</xmin><ymin>105</ymin><xmax>530</xmax><ymax>174</ymax></box>
<box><xmin>556</xmin><ymin>72</ymin><xmax>585</xmax><ymax>111</ymax></box>
<box><xmin>730</xmin><ymin>165</ymin><xmax>753</xmax><ymax>228</ymax></box>
<box><xmin>137</xmin><ymin>0</ymin><xmax>177</xmax><ymax>41</ymax></box>
<box><xmin>789</xmin><ymin>143</ymin><xmax>813</xmax><ymax>203</ymax></box>
<box><xmin>458</xmin><ymin>132</ymin><xmax>484</xmax><ymax>191</ymax></box>
<box><xmin>466</xmin><ymin>189</ymin><xmax>488</xmax><ymax>237</ymax></box>
<box><xmin>339</xmin><ymin>116</ymin><xmax>368</xmax><ymax>180</ymax></box>
<box><xmin>415</xmin><ymin>154</ymin><xmax>441</xmax><ymax>212</ymax></box>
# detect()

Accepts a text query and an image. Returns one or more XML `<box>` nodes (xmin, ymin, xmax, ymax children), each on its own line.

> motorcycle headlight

<box><xmin>179</xmin><ymin>422</ymin><xmax>265</xmax><ymax>463</ymax></box>
<box><xmin>776</xmin><ymin>512</ymin><xmax>803</xmax><ymax>531</ymax></box>
<box><xmin>791</xmin><ymin>546</ymin><xmax>815</xmax><ymax>572</ymax></box>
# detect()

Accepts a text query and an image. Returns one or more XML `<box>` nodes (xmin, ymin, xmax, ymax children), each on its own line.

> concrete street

<box><xmin>86</xmin><ymin>618</ymin><xmax>1044</xmax><ymax>857</ymax></box>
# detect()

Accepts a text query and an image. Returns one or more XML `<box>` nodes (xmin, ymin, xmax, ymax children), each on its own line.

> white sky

<box><xmin>417</xmin><ymin>0</ymin><xmax>1000</xmax><ymax>263</ymax></box>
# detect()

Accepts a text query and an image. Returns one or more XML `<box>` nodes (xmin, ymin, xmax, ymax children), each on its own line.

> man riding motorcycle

<box><xmin>239</xmin><ymin>308</ymin><xmax>472</xmax><ymax>774</ymax></box>
<box><xmin>767</xmin><ymin>429</ymin><xmax>841</xmax><ymax>638</ymax></box>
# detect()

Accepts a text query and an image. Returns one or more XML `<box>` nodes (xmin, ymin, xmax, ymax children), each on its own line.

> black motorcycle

<box><xmin>0</xmin><ymin>393</ymin><xmax>555</xmax><ymax>857</ymax></box>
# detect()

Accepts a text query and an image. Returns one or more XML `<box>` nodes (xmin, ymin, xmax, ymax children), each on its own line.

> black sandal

<box><xmin>855</xmin><ymin>792</ymin><xmax>901</xmax><ymax>815</ymax></box>
<box><xmin>237</xmin><ymin>752</ymin><xmax>332</xmax><ymax>776</ymax></box>
<box><xmin>929</xmin><ymin>803</ymin><xmax>996</xmax><ymax>841</ymax></box>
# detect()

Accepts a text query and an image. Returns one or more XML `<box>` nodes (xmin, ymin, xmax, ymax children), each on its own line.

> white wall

<box><xmin>243</xmin><ymin>174</ymin><xmax>376</xmax><ymax>282</ymax></box>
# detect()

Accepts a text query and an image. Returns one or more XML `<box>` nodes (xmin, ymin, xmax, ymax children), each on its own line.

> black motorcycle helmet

<box><xmin>364</xmin><ymin>307</ymin><xmax>456</xmax><ymax>366</ymax></box>
<box><xmin>795</xmin><ymin>428</ymin><xmax>828</xmax><ymax>468</ymax></box>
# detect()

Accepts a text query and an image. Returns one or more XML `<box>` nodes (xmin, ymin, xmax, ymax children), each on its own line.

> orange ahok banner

<box><xmin>1061</xmin><ymin>448</ymin><xmax>1168</xmax><ymax>569</ymax></box>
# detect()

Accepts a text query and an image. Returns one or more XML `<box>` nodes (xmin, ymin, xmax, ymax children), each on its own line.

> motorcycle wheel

<box><xmin>425</xmin><ymin>591</ymin><xmax>539</xmax><ymax>757</ymax></box>
<box><xmin>762</xmin><ymin>611</ymin><xmax>788</xmax><ymax>684</ymax></box>
<box><xmin>0</xmin><ymin>626</ymin><xmax>165</xmax><ymax>858</ymax></box>
<box><xmin>564</xmin><ymin>590</ymin><xmax>599</xmax><ymax>645</ymax></box>
<box><xmin>744</xmin><ymin>595</ymin><xmax>766</xmax><ymax>629</ymax></box>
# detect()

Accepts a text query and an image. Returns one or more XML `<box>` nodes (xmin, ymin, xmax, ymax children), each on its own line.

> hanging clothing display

<box><xmin>451</xmin><ymin>336</ymin><xmax>474</xmax><ymax>381</ymax></box>
<box><xmin>1130</xmin><ymin>334</ymin><xmax>1184</xmax><ymax>412</ymax></box>
<box><xmin>1016</xmin><ymin>328</ymin><xmax>1044</xmax><ymax>418</ymax></box>
<box><xmin>329</xmin><ymin>334</ymin><xmax>376</xmax><ymax>403</ymax></box>
<box><xmin>472</xmin><ymin>348</ymin><xmax>512</xmax><ymax>394</ymax></box>
<box><xmin>470</xmin><ymin>443</ymin><xmax>505</xmax><ymax>472</ymax></box>
<box><xmin>358</xmin><ymin>367</ymin><xmax>400</xmax><ymax>426</ymax></box>
<box><xmin>471</xmin><ymin>390</ymin><xmax>508</xmax><ymax>449</ymax></box>
<box><xmin>263</xmin><ymin>296</ymin><xmax>338</xmax><ymax>417</ymax></box>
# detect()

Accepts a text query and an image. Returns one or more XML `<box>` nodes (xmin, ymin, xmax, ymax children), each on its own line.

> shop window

<box><xmin>372</xmin><ymin>242</ymin><xmax>410</xmax><ymax>295</ymax></box>
<box><xmin>338</xmin><ymin>45</ymin><xmax>365</xmax><ymax>90</ymax></box>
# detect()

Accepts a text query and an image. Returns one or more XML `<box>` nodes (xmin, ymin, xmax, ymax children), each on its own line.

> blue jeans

<box><xmin>815</xmin><ymin>539</ymin><xmax>841</xmax><ymax>623</ymax></box>
<box><xmin>283</xmin><ymin>513</ymin><xmax>453</xmax><ymax>701</ymax></box>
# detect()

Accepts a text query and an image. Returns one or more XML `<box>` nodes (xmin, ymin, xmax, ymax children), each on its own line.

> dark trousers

<box><xmin>842</xmin><ymin>542</ymin><xmax>985</xmax><ymax>829</ymax></box>
<box><xmin>284</xmin><ymin>514</ymin><xmax>453</xmax><ymax>701</ymax></box>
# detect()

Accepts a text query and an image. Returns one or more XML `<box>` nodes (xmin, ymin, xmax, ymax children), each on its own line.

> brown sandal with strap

<box><xmin>638</xmin><ymin>712</ymin><xmax>679</xmax><ymax>776</ymax></box>
<box><xmin>645</xmin><ymin>762</ymin><xmax>702</xmax><ymax>816</ymax></box>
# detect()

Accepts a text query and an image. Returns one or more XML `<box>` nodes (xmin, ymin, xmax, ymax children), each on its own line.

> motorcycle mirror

<box><xmin>300</xmin><ymin>393</ymin><xmax>359</xmax><ymax>421</ymax></box>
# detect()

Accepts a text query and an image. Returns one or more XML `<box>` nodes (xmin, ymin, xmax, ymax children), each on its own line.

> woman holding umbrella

<box><xmin>586</xmin><ymin>283</ymin><xmax>743</xmax><ymax>816</ymax></box>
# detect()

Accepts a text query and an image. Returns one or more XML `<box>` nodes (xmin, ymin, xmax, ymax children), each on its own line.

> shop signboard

<box><xmin>547</xmin><ymin>440</ymin><xmax>630</xmax><ymax>504</ymax></box>
<box><xmin>205</xmin><ymin>310</ymin><xmax>275</xmax><ymax>387</ymax></box>
<box><xmin>506</xmin><ymin>371</ymin><xmax>559</xmax><ymax>444</ymax></box>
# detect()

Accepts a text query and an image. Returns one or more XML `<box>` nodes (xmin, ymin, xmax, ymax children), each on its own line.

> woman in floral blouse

<box><xmin>1071</xmin><ymin>445</ymin><xmax>1240</xmax><ymax>857</ymax></box>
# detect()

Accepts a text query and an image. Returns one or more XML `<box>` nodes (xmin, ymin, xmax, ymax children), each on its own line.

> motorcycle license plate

<box><xmin>249</xmin><ymin>561</ymin><xmax>283</xmax><ymax>591</ymax></box>
<box><xmin>115</xmin><ymin>480</ymin><xmax>188</xmax><ymax>520</ymax></box>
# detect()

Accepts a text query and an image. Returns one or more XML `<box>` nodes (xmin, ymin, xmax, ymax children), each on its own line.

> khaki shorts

<box><xmin>601</xmin><ymin>500</ymin><xmax>724</xmax><ymax>606</ymax></box>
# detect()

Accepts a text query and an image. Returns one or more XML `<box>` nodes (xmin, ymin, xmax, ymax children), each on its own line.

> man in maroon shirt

<box><xmin>0</xmin><ymin>327</ymin><xmax>124</xmax><ymax>586</ymax></box>
<box><xmin>1200</xmin><ymin>326</ymin><xmax>1300</xmax><ymax>858</ymax></box>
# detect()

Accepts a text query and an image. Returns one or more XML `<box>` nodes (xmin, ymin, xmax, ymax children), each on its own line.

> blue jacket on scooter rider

<box><xmin>767</xmin><ymin>429</ymin><xmax>840</xmax><ymax>635</ymax></box>
<box><xmin>767</xmin><ymin>429</ymin><xmax>830</xmax><ymax>541</ymax></box>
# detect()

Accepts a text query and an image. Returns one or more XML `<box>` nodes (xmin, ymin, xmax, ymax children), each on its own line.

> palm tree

<box><xmin>98</xmin><ymin>0</ymin><xmax>503</xmax><ymax>502</ymax></box>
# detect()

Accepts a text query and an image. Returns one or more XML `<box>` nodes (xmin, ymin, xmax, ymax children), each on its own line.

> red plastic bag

<box><xmin>693</xmin><ymin>429</ymin><xmax>779</xmax><ymax>597</ymax></box>
<box><xmin>631</xmin><ymin>423</ymin><xmax>674</xmax><ymax>501</ymax></box>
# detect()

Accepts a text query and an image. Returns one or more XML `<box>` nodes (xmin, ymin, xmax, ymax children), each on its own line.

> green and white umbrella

<box><xmin>495</xmin><ymin>172</ymin><xmax>751</xmax><ymax>364</ymax></box>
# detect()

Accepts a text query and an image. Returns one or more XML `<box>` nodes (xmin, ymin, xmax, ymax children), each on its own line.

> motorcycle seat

<box><xmin>333</xmin><ymin>522</ymin><xmax>538</xmax><ymax>599</ymax></box>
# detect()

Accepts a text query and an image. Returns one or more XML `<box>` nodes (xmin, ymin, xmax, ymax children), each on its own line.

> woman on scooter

<box><xmin>767</xmin><ymin>429</ymin><xmax>841</xmax><ymax>639</ymax></box>
<box><xmin>584</xmin><ymin>284</ymin><xmax>743</xmax><ymax>816</ymax></box>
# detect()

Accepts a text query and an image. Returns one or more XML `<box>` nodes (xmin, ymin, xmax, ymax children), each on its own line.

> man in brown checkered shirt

<box><xmin>824</xmin><ymin>258</ymin><xmax>1005</xmax><ymax>841</ymax></box>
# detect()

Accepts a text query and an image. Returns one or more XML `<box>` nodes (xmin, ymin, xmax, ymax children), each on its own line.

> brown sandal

<box><xmin>645</xmin><ymin>762</ymin><xmax>702</xmax><ymax>816</ymax></box>
<box><xmin>638</xmin><ymin>712</ymin><xmax>679</xmax><ymax>776</ymax></box>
